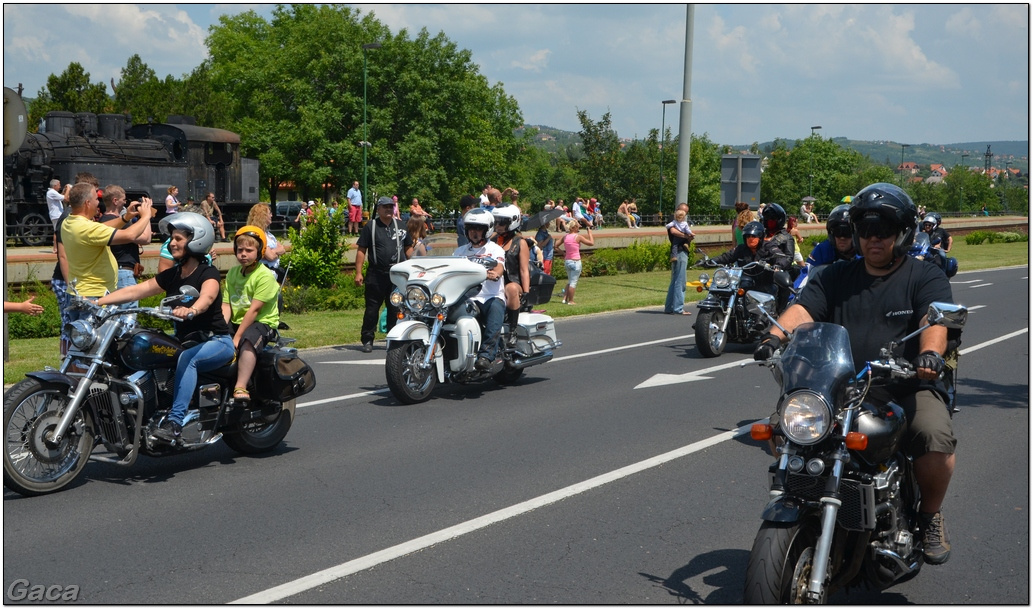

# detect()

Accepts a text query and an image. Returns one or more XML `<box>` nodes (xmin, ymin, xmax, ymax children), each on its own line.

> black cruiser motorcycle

<box><xmin>3</xmin><ymin>286</ymin><xmax>315</xmax><ymax>496</ymax></box>
<box><xmin>742</xmin><ymin>297</ymin><xmax>966</xmax><ymax>603</ymax></box>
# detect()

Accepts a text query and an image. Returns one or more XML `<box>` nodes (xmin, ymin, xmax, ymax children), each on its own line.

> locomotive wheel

<box><xmin>19</xmin><ymin>213</ymin><xmax>51</xmax><ymax>247</ymax></box>
<box><xmin>3</xmin><ymin>378</ymin><xmax>95</xmax><ymax>496</ymax></box>
<box><xmin>694</xmin><ymin>310</ymin><xmax>726</xmax><ymax>358</ymax></box>
<box><xmin>743</xmin><ymin>520</ymin><xmax>823</xmax><ymax>603</ymax></box>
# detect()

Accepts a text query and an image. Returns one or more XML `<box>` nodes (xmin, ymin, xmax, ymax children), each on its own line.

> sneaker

<box><xmin>919</xmin><ymin>511</ymin><xmax>951</xmax><ymax>565</ymax></box>
<box><xmin>475</xmin><ymin>356</ymin><xmax>492</xmax><ymax>371</ymax></box>
<box><xmin>153</xmin><ymin>420</ymin><xmax>182</xmax><ymax>443</ymax></box>
<box><xmin>361</xmin><ymin>342</ymin><xmax>373</xmax><ymax>353</ymax></box>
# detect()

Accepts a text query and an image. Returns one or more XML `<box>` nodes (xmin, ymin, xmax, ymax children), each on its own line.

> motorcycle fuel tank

<box><xmin>854</xmin><ymin>400</ymin><xmax>907</xmax><ymax>464</ymax></box>
<box><xmin>120</xmin><ymin>329</ymin><xmax>183</xmax><ymax>371</ymax></box>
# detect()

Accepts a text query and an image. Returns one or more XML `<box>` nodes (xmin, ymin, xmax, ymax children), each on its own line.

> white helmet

<box><xmin>463</xmin><ymin>208</ymin><xmax>495</xmax><ymax>244</ymax></box>
<box><xmin>491</xmin><ymin>204</ymin><xmax>521</xmax><ymax>233</ymax></box>
<box><xmin>158</xmin><ymin>212</ymin><xmax>215</xmax><ymax>257</ymax></box>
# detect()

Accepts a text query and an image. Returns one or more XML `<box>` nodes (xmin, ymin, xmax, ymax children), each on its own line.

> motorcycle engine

<box><xmin>869</xmin><ymin>457</ymin><xmax>915</xmax><ymax>558</ymax></box>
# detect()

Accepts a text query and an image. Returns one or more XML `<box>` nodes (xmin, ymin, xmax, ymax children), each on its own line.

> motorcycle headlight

<box><xmin>779</xmin><ymin>390</ymin><xmax>832</xmax><ymax>445</ymax></box>
<box><xmin>406</xmin><ymin>286</ymin><xmax>430</xmax><ymax>312</ymax></box>
<box><xmin>713</xmin><ymin>269</ymin><xmax>731</xmax><ymax>288</ymax></box>
<box><xmin>430</xmin><ymin>292</ymin><xmax>446</xmax><ymax>308</ymax></box>
<box><xmin>389</xmin><ymin>290</ymin><xmax>404</xmax><ymax>307</ymax></box>
<box><xmin>67</xmin><ymin>320</ymin><xmax>97</xmax><ymax>351</ymax></box>
<box><xmin>698</xmin><ymin>272</ymin><xmax>710</xmax><ymax>286</ymax></box>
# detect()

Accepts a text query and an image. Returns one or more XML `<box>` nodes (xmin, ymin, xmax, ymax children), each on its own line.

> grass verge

<box><xmin>4</xmin><ymin>241</ymin><xmax>1027</xmax><ymax>384</ymax></box>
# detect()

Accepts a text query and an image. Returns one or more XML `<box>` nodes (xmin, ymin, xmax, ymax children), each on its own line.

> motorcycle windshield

<box><xmin>778</xmin><ymin>323</ymin><xmax>855</xmax><ymax>396</ymax></box>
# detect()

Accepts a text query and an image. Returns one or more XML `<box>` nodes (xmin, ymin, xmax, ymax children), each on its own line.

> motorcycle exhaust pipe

<box><xmin>509</xmin><ymin>351</ymin><xmax>554</xmax><ymax>370</ymax></box>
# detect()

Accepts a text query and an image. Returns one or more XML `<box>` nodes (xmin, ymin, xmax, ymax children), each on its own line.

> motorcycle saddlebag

<box><xmin>525</xmin><ymin>266</ymin><xmax>556</xmax><ymax>306</ymax></box>
<box><xmin>255</xmin><ymin>348</ymin><xmax>316</xmax><ymax>401</ymax></box>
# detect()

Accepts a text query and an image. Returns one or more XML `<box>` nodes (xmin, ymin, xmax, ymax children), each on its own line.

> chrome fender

<box><xmin>386</xmin><ymin>321</ymin><xmax>445</xmax><ymax>383</ymax></box>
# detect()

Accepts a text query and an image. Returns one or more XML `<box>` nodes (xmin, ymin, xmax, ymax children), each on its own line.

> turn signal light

<box><xmin>737</xmin><ymin>288</ymin><xmax>746</xmax><ymax>296</ymax></box>
<box><xmin>751</xmin><ymin>423</ymin><xmax>773</xmax><ymax>441</ymax></box>
<box><xmin>845</xmin><ymin>432</ymin><xmax>868</xmax><ymax>450</ymax></box>
<box><xmin>697</xmin><ymin>286</ymin><xmax>704</xmax><ymax>292</ymax></box>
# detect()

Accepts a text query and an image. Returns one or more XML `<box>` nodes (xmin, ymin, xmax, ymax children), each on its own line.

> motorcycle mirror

<box><xmin>160</xmin><ymin>285</ymin><xmax>200</xmax><ymax>308</ymax></box>
<box><xmin>926</xmin><ymin>302</ymin><xmax>967</xmax><ymax>330</ymax></box>
<box><xmin>773</xmin><ymin>269</ymin><xmax>793</xmax><ymax>290</ymax></box>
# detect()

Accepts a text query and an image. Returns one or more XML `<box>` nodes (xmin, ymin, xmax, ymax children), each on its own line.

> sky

<box><xmin>3</xmin><ymin>3</ymin><xmax>1029</xmax><ymax>147</ymax></box>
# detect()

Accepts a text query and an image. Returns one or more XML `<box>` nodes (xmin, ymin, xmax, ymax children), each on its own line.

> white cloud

<box><xmin>511</xmin><ymin>49</ymin><xmax>551</xmax><ymax>73</ymax></box>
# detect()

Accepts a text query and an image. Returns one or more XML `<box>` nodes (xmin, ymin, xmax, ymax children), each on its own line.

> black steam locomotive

<box><xmin>4</xmin><ymin>109</ymin><xmax>259</xmax><ymax>246</ymax></box>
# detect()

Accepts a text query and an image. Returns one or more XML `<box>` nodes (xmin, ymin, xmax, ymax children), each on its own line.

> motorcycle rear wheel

<box><xmin>3</xmin><ymin>378</ymin><xmax>95</xmax><ymax>496</ymax></box>
<box><xmin>385</xmin><ymin>340</ymin><xmax>437</xmax><ymax>404</ymax></box>
<box><xmin>223</xmin><ymin>400</ymin><xmax>295</xmax><ymax>454</ymax></box>
<box><xmin>694</xmin><ymin>310</ymin><xmax>727</xmax><ymax>358</ymax></box>
<box><xmin>743</xmin><ymin>520</ymin><xmax>822</xmax><ymax>603</ymax></box>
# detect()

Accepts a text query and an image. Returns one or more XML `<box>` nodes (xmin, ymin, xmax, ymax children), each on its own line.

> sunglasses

<box><xmin>855</xmin><ymin>222</ymin><xmax>898</xmax><ymax>240</ymax></box>
<box><xmin>831</xmin><ymin>226</ymin><xmax>852</xmax><ymax>239</ymax></box>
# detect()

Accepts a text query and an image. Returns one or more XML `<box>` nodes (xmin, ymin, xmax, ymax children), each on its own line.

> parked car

<box><xmin>272</xmin><ymin>200</ymin><xmax>305</xmax><ymax>233</ymax></box>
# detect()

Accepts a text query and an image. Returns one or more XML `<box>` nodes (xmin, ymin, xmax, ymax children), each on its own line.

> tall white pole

<box><xmin>673</xmin><ymin>5</ymin><xmax>694</xmax><ymax>215</ymax></box>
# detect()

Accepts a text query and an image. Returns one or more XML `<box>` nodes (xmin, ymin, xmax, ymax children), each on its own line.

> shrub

<box><xmin>966</xmin><ymin>230</ymin><xmax>1028</xmax><ymax>245</ymax></box>
<box><xmin>281</xmin><ymin>206</ymin><xmax>348</xmax><ymax>288</ymax></box>
<box><xmin>6</xmin><ymin>282</ymin><xmax>61</xmax><ymax>339</ymax></box>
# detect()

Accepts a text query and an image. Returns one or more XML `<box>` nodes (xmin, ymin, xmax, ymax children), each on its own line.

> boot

<box><xmin>506</xmin><ymin>308</ymin><xmax>519</xmax><ymax>345</ymax></box>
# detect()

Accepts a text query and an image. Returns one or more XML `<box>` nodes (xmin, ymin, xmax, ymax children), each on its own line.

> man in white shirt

<box><xmin>453</xmin><ymin>208</ymin><xmax>506</xmax><ymax>370</ymax></box>
<box><xmin>47</xmin><ymin>179</ymin><xmax>71</xmax><ymax>252</ymax></box>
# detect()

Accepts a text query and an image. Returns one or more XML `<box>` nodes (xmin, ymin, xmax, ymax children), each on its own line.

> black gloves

<box><xmin>914</xmin><ymin>350</ymin><xmax>945</xmax><ymax>375</ymax></box>
<box><xmin>754</xmin><ymin>333</ymin><xmax>782</xmax><ymax>361</ymax></box>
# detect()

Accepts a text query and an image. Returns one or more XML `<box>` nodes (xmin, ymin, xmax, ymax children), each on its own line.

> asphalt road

<box><xmin>3</xmin><ymin>266</ymin><xmax>1028</xmax><ymax>604</ymax></box>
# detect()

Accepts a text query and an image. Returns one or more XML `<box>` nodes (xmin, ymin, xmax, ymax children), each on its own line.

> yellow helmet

<box><xmin>233</xmin><ymin>225</ymin><xmax>268</xmax><ymax>259</ymax></box>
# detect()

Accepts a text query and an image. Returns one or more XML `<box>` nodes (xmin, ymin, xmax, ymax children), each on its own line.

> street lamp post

<box><xmin>809</xmin><ymin>125</ymin><xmax>821</xmax><ymax>197</ymax></box>
<box><xmin>659</xmin><ymin>99</ymin><xmax>676</xmax><ymax>219</ymax></box>
<box><xmin>362</xmin><ymin>42</ymin><xmax>382</xmax><ymax>217</ymax></box>
<box><xmin>899</xmin><ymin>143</ymin><xmax>910</xmax><ymax>187</ymax></box>
<box><xmin>959</xmin><ymin>153</ymin><xmax>969</xmax><ymax>209</ymax></box>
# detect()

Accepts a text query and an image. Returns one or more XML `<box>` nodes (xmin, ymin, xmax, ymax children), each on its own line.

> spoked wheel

<box><xmin>3</xmin><ymin>378</ymin><xmax>95</xmax><ymax>496</ymax></box>
<box><xmin>19</xmin><ymin>213</ymin><xmax>52</xmax><ymax>247</ymax></box>
<box><xmin>694</xmin><ymin>309</ymin><xmax>727</xmax><ymax>358</ymax></box>
<box><xmin>223</xmin><ymin>400</ymin><xmax>295</xmax><ymax>454</ymax></box>
<box><xmin>385</xmin><ymin>340</ymin><xmax>437</xmax><ymax>404</ymax></box>
<box><xmin>743</xmin><ymin>520</ymin><xmax>823</xmax><ymax>604</ymax></box>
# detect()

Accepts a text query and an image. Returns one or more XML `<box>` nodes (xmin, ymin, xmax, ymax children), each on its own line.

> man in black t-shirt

<box><xmin>754</xmin><ymin>183</ymin><xmax>957</xmax><ymax>566</ymax></box>
<box><xmin>354</xmin><ymin>197</ymin><xmax>414</xmax><ymax>352</ymax></box>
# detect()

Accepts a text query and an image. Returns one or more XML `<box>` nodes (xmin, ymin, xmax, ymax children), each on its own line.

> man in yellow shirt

<box><xmin>61</xmin><ymin>183</ymin><xmax>154</xmax><ymax>298</ymax></box>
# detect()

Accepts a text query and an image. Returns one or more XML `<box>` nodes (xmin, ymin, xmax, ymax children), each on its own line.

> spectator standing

<box><xmin>665</xmin><ymin>208</ymin><xmax>694</xmax><ymax>262</ymax></box>
<box><xmin>732</xmin><ymin>201</ymin><xmax>753</xmax><ymax>245</ymax></box>
<box><xmin>346</xmin><ymin>180</ymin><xmax>363</xmax><ymax>235</ymax></box>
<box><xmin>482</xmin><ymin>187</ymin><xmax>502</xmax><ymax>212</ymax></box>
<box><xmin>664</xmin><ymin>202</ymin><xmax>693</xmax><ymax>315</ymax></box>
<box><xmin>535</xmin><ymin>219</ymin><xmax>555</xmax><ymax>275</ymax></box>
<box><xmin>408</xmin><ymin>215</ymin><xmax>431</xmax><ymax>256</ymax></box>
<box><xmin>556</xmin><ymin>221</ymin><xmax>594</xmax><ymax>305</ymax></box>
<box><xmin>165</xmin><ymin>185</ymin><xmax>180</xmax><ymax>215</ymax></box>
<box><xmin>62</xmin><ymin>183</ymin><xmax>153</xmax><ymax>309</ymax></box>
<box><xmin>787</xmin><ymin>216</ymin><xmax>806</xmax><ymax>267</ymax></box>
<box><xmin>391</xmin><ymin>195</ymin><xmax>401</xmax><ymax>219</ymax></box>
<box><xmin>479</xmin><ymin>184</ymin><xmax>493</xmax><ymax>207</ymax></box>
<box><xmin>100</xmin><ymin>185</ymin><xmax>152</xmax><ymax>307</ymax></box>
<box><xmin>456</xmin><ymin>194</ymin><xmax>478</xmax><ymax>247</ymax></box>
<box><xmin>50</xmin><ymin>214</ymin><xmax>72</xmax><ymax>355</ymax></box>
<box><xmin>47</xmin><ymin>178</ymin><xmax>71</xmax><ymax>252</ymax></box>
<box><xmin>354</xmin><ymin>197</ymin><xmax>413</xmax><ymax>352</ymax></box>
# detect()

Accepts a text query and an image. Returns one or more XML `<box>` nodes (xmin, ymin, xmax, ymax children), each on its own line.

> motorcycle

<box><xmin>691</xmin><ymin>258</ymin><xmax>788</xmax><ymax>358</ymax></box>
<box><xmin>384</xmin><ymin>255</ymin><xmax>561</xmax><ymax>404</ymax></box>
<box><xmin>909</xmin><ymin>232</ymin><xmax>959</xmax><ymax>278</ymax></box>
<box><xmin>3</xmin><ymin>286</ymin><xmax>314</xmax><ymax>497</ymax></box>
<box><xmin>742</xmin><ymin>296</ymin><xmax>967</xmax><ymax>603</ymax></box>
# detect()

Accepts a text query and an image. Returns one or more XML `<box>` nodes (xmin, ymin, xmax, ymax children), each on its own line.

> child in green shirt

<box><xmin>222</xmin><ymin>226</ymin><xmax>281</xmax><ymax>401</ymax></box>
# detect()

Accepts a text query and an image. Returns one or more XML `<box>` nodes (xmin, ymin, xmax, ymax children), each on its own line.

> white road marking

<box><xmin>230</xmin><ymin>420</ymin><xmax>759</xmax><ymax>604</ymax></box>
<box><xmin>968</xmin><ymin>283</ymin><xmax>994</xmax><ymax>288</ymax></box>
<box><xmin>321</xmin><ymin>360</ymin><xmax>386</xmax><ymax>365</ymax></box>
<box><xmin>635</xmin><ymin>358</ymin><xmax>753</xmax><ymax>389</ymax></box>
<box><xmin>959</xmin><ymin>328</ymin><xmax>1028</xmax><ymax>355</ymax></box>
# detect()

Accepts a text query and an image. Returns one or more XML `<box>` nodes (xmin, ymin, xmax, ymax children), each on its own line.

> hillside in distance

<box><xmin>522</xmin><ymin>125</ymin><xmax>1029</xmax><ymax>172</ymax></box>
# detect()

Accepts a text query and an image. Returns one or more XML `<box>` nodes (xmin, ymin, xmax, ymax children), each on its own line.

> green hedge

<box><xmin>5</xmin><ymin>280</ymin><xmax>169</xmax><ymax>339</ymax></box>
<box><xmin>965</xmin><ymin>230</ymin><xmax>1029</xmax><ymax>245</ymax></box>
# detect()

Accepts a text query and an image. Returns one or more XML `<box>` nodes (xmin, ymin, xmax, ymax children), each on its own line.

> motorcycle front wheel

<box><xmin>223</xmin><ymin>400</ymin><xmax>295</xmax><ymax>454</ymax></box>
<box><xmin>385</xmin><ymin>340</ymin><xmax>437</xmax><ymax>404</ymax></box>
<box><xmin>694</xmin><ymin>309</ymin><xmax>727</xmax><ymax>358</ymax></box>
<box><xmin>3</xmin><ymin>378</ymin><xmax>96</xmax><ymax>496</ymax></box>
<box><xmin>743</xmin><ymin>520</ymin><xmax>822</xmax><ymax>603</ymax></box>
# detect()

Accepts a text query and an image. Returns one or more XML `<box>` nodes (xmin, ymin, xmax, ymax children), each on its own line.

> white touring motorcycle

<box><xmin>384</xmin><ymin>256</ymin><xmax>561</xmax><ymax>404</ymax></box>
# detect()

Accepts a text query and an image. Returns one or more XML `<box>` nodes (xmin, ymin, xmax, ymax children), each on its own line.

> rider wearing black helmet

<box><xmin>754</xmin><ymin>182</ymin><xmax>958</xmax><ymax>566</ymax></box>
<box><xmin>805</xmin><ymin>202</ymin><xmax>856</xmax><ymax>267</ymax></box>
<box><xmin>705</xmin><ymin>221</ymin><xmax>790</xmax><ymax>299</ymax></box>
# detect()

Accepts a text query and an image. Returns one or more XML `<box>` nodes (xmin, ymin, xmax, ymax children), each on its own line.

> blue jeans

<box><xmin>664</xmin><ymin>250</ymin><xmax>688</xmax><ymax>313</ymax></box>
<box><xmin>117</xmin><ymin>269</ymin><xmax>138</xmax><ymax>308</ymax></box>
<box><xmin>477</xmin><ymin>297</ymin><xmax>505</xmax><ymax>360</ymax></box>
<box><xmin>170</xmin><ymin>334</ymin><xmax>235</xmax><ymax>425</ymax></box>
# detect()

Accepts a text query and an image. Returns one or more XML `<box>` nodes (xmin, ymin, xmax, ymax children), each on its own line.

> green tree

<box><xmin>575</xmin><ymin>109</ymin><xmax>623</xmax><ymax>203</ymax></box>
<box><xmin>27</xmin><ymin>63</ymin><xmax>110</xmax><ymax>130</ymax></box>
